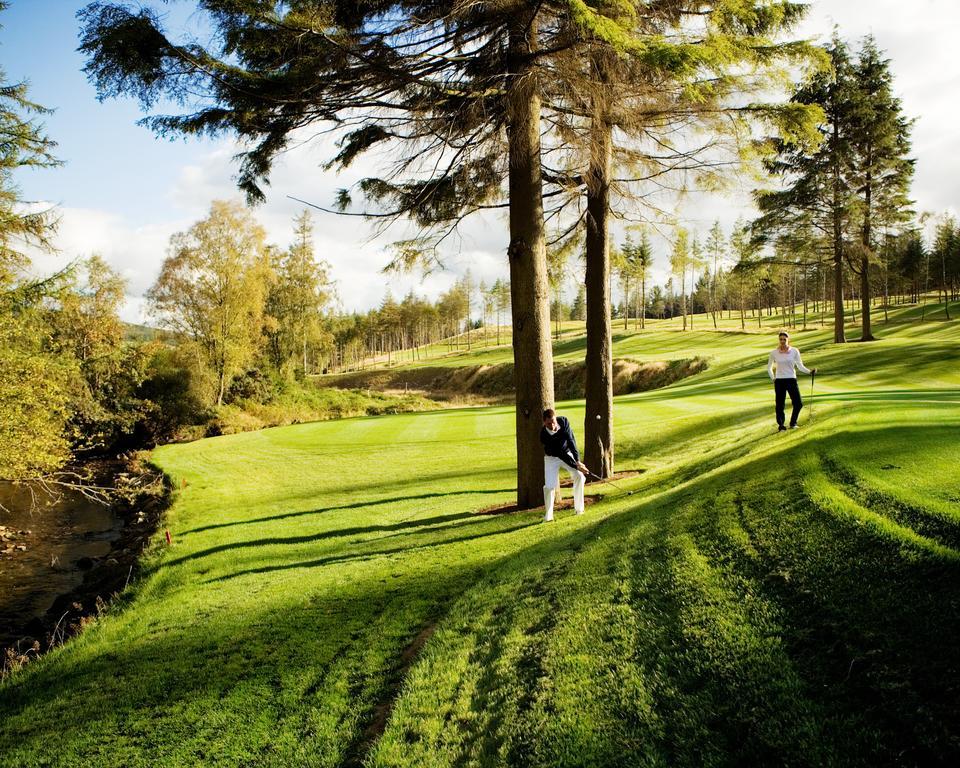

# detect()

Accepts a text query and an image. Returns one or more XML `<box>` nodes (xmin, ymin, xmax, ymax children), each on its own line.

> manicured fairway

<box><xmin>1</xmin><ymin>308</ymin><xmax>959</xmax><ymax>767</ymax></box>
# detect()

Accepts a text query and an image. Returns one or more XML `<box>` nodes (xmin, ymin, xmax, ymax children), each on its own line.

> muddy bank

<box><xmin>319</xmin><ymin>357</ymin><xmax>707</xmax><ymax>402</ymax></box>
<box><xmin>0</xmin><ymin>461</ymin><xmax>168</xmax><ymax>665</ymax></box>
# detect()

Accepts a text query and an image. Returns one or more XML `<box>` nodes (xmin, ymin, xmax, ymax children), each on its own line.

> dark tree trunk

<box><xmin>860</xmin><ymin>165</ymin><xmax>874</xmax><ymax>340</ymax></box>
<box><xmin>506</xmin><ymin>16</ymin><xmax>553</xmax><ymax>510</ymax></box>
<box><xmin>584</xmin><ymin>114</ymin><xmax>614</xmax><ymax>479</ymax></box>
<box><xmin>860</xmin><ymin>252</ymin><xmax>872</xmax><ymax>340</ymax></box>
<box><xmin>832</xmin><ymin>140</ymin><xmax>847</xmax><ymax>343</ymax></box>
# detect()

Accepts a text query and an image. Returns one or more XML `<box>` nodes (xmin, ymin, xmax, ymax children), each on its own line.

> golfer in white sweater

<box><xmin>767</xmin><ymin>331</ymin><xmax>818</xmax><ymax>431</ymax></box>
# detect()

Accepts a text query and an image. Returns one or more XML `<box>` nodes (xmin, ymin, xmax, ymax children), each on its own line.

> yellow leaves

<box><xmin>148</xmin><ymin>200</ymin><xmax>275</xmax><ymax>406</ymax></box>
<box><xmin>0</xmin><ymin>315</ymin><xmax>73</xmax><ymax>479</ymax></box>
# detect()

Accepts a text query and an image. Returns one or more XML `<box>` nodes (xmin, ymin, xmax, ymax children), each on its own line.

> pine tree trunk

<box><xmin>943</xmin><ymin>251</ymin><xmax>952</xmax><ymax>320</ymax></box>
<box><xmin>860</xmin><ymin>165</ymin><xmax>874</xmax><ymax>341</ymax></box>
<box><xmin>638</xmin><ymin>276</ymin><xmax>644</xmax><ymax>330</ymax></box>
<box><xmin>860</xmin><ymin>253</ymin><xmax>873</xmax><ymax>340</ymax></box>
<box><xmin>832</xmin><ymin>220</ymin><xmax>846</xmax><ymax>342</ymax></box>
<box><xmin>584</xmin><ymin>112</ymin><xmax>614</xmax><ymax>479</ymax></box>
<box><xmin>682</xmin><ymin>269</ymin><xmax>688</xmax><ymax>331</ymax></box>
<box><xmin>832</xmin><ymin>117</ymin><xmax>847</xmax><ymax>343</ymax></box>
<box><xmin>757</xmin><ymin>281</ymin><xmax>762</xmax><ymax>329</ymax></box>
<box><xmin>507</xmin><ymin>15</ymin><xmax>553</xmax><ymax>509</ymax></box>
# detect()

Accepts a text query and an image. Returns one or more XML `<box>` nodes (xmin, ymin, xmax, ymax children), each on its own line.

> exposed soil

<box><xmin>342</xmin><ymin>621</ymin><xmax>439</xmax><ymax>767</ymax></box>
<box><xmin>319</xmin><ymin>357</ymin><xmax>708</xmax><ymax>402</ymax></box>
<box><xmin>477</xmin><ymin>494</ymin><xmax>602</xmax><ymax>516</ymax></box>
<box><xmin>475</xmin><ymin>470</ymin><xmax>646</xmax><ymax>516</ymax></box>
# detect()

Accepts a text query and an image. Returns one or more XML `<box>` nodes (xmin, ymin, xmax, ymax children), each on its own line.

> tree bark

<box><xmin>860</xmin><ymin>164</ymin><xmax>874</xmax><ymax>340</ymax></box>
<box><xmin>507</xmin><ymin>16</ymin><xmax>553</xmax><ymax>510</ymax></box>
<box><xmin>859</xmin><ymin>251</ymin><xmax>872</xmax><ymax>340</ymax></box>
<box><xmin>584</xmin><ymin>112</ymin><xmax>614</xmax><ymax>479</ymax></box>
<box><xmin>832</xmin><ymin>118</ymin><xmax>847</xmax><ymax>343</ymax></box>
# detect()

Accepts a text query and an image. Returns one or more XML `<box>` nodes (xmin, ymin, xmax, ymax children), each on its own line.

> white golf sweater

<box><xmin>767</xmin><ymin>347</ymin><xmax>811</xmax><ymax>381</ymax></box>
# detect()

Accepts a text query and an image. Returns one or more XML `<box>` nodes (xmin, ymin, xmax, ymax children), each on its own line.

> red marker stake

<box><xmin>165</xmin><ymin>530</ymin><xmax>172</xmax><ymax>546</ymax></box>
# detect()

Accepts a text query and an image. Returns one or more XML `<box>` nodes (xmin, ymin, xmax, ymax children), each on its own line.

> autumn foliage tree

<box><xmin>147</xmin><ymin>201</ymin><xmax>273</xmax><ymax>407</ymax></box>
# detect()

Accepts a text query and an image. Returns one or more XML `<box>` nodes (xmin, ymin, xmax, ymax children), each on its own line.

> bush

<box><xmin>135</xmin><ymin>347</ymin><xmax>211</xmax><ymax>444</ymax></box>
<box><xmin>225</xmin><ymin>368</ymin><xmax>280</xmax><ymax>404</ymax></box>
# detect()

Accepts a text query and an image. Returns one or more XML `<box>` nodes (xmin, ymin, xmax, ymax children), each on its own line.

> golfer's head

<box><xmin>543</xmin><ymin>408</ymin><xmax>558</xmax><ymax>431</ymax></box>
<box><xmin>778</xmin><ymin>331</ymin><xmax>789</xmax><ymax>346</ymax></box>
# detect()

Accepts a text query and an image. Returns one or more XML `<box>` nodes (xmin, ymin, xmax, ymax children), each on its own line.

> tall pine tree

<box><xmin>754</xmin><ymin>35</ymin><xmax>913</xmax><ymax>342</ymax></box>
<box><xmin>847</xmin><ymin>36</ymin><xmax>914</xmax><ymax>340</ymax></box>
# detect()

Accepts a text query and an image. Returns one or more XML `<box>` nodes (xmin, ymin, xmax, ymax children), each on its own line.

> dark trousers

<box><xmin>774</xmin><ymin>378</ymin><xmax>803</xmax><ymax>427</ymax></box>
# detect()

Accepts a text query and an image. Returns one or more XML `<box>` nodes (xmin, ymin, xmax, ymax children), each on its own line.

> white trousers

<box><xmin>543</xmin><ymin>455</ymin><xmax>585</xmax><ymax>519</ymax></box>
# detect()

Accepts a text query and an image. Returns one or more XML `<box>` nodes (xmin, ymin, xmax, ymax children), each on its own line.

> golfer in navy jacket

<box><xmin>539</xmin><ymin>408</ymin><xmax>588</xmax><ymax>522</ymax></box>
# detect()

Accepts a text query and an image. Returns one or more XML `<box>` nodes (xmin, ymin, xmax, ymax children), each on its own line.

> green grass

<box><xmin>2</xmin><ymin>304</ymin><xmax>959</xmax><ymax>766</ymax></box>
<box><xmin>358</xmin><ymin>297</ymin><xmax>960</xmax><ymax>371</ymax></box>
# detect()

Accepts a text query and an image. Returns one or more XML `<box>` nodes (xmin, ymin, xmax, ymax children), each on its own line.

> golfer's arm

<box><xmin>767</xmin><ymin>352</ymin><xmax>776</xmax><ymax>381</ymax></box>
<box><xmin>795</xmin><ymin>350</ymin><xmax>811</xmax><ymax>375</ymax></box>
<box><xmin>568</xmin><ymin>434</ymin><xmax>580</xmax><ymax>463</ymax></box>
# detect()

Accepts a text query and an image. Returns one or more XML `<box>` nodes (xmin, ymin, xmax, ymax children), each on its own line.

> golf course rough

<box><xmin>1</xmin><ymin>305</ymin><xmax>959</xmax><ymax>767</ymax></box>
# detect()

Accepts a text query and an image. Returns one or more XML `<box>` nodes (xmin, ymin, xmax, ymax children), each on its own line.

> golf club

<box><xmin>576</xmin><ymin>441</ymin><xmax>633</xmax><ymax>495</ymax></box>
<box><xmin>585</xmin><ymin>467</ymin><xmax>633</xmax><ymax>495</ymax></box>
<box><xmin>810</xmin><ymin>370</ymin><xmax>816</xmax><ymax>421</ymax></box>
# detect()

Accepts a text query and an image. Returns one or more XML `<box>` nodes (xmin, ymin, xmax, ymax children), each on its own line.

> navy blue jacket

<box><xmin>540</xmin><ymin>416</ymin><xmax>580</xmax><ymax>469</ymax></box>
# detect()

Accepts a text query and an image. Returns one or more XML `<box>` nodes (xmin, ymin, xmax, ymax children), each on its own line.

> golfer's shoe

<box><xmin>778</xmin><ymin>425</ymin><xmax>787</xmax><ymax>432</ymax></box>
<box><xmin>789</xmin><ymin>423</ymin><xmax>800</xmax><ymax>429</ymax></box>
<box><xmin>543</xmin><ymin>488</ymin><xmax>556</xmax><ymax>522</ymax></box>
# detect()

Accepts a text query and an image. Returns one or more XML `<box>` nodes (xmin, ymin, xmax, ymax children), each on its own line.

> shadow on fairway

<box><xmin>202</xmin><ymin>513</ymin><xmax>539</xmax><ymax>582</ymax></box>
<box><xmin>3</xmin><ymin>419</ymin><xmax>960</xmax><ymax>766</ymax></box>
<box><xmin>181</xmin><ymin>488</ymin><xmax>513</xmax><ymax>535</ymax></box>
<box><xmin>170</xmin><ymin>508</ymin><xmax>518</xmax><ymax>569</ymax></box>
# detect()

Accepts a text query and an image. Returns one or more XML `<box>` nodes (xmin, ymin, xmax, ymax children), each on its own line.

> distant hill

<box><xmin>123</xmin><ymin>322</ymin><xmax>164</xmax><ymax>342</ymax></box>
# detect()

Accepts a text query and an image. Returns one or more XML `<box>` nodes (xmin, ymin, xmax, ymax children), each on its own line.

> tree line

<box><xmin>0</xmin><ymin>0</ymin><xmax>936</xmax><ymax>511</ymax></box>
<box><xmin>82</xmin><ymin>0</ymin><xmax>931</xmax><ymax>507</ymax></box>
<box><xmin>607</xmin><ymin>209</ymin><xmax>959</xmax><ymax>331</ymax></box>
<box><xmin>331</xmin><ymin>275</ymin><xmax>513</xmax><ymax>370</ymax></box>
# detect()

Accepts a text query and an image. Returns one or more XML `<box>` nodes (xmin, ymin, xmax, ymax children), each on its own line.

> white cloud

<box><xmin>24</xmin><ymin>206</ymin><xmax>188</xmax><ymax>324</ymax></box>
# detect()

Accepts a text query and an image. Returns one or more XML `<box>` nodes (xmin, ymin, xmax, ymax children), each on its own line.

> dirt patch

<box><xmin>318</xmin><ymin>357</ymin><xmax>707</xmax><ymax>402</ymax></box>
<box><xmin>476</xmin><ymin>494</ymin><xmax>602</xmax><ymax>516</ymax></box>
<box><xmin>342</xmin><ymin>621</ymin><xmax>438</xmax><ymax>767</ymax></box>
<box><xmin>477</xmin><ymin>469</ymin><xmax>646</xmax><ymax>515</ymax></box>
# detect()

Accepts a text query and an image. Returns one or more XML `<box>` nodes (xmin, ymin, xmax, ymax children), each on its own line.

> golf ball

<box><xmin>596</xmin><ymin>414</ymin><xmax>601</xmax><ymax>419</ymax></box>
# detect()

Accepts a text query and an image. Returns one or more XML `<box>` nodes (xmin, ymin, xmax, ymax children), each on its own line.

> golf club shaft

<box><xmin>565</xmin><ymin>447</ymin><xmax>629</xmax><ymax>493</ymax></box>
<box><xmin>587</xmin><ymin>468</ymin><xmax>626</xmax><ymax>492</ymax></box>
<box><xmin>810</xmin><ymin>372</ymin><xmax>815</xmax><ymax>419</ymax></box>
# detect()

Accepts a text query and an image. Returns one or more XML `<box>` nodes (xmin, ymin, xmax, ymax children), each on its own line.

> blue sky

<box><xmin>4</xmin><ymin>1</ymin><xmax>959</xmax><ymax>321</ymax></box>
<box><xmin>3</xmin><ymin>0</ymin><xmax>217</xmax><ymax>225</ymax></box>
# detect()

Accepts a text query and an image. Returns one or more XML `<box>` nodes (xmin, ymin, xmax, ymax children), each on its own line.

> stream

<box><xmin>0</xmin><ymin>481</ymin><xmax>124</xmax><ymax>648</ymax></box>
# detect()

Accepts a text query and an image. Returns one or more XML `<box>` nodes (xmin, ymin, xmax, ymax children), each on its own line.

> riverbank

<box><xmin>0</xmin><ymin>457</ymin><xmax>169</xmax><ymax>674</ymax></box>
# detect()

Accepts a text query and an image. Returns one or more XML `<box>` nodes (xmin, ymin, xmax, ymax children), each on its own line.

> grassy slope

<box><xmin>1</xmin><ymin>306</ymin><xmax>959</xmax><ymax>767</ymax></box>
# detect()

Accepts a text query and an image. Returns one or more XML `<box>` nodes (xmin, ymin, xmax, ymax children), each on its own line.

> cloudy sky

<box><xmin>4</xmin><ymin>0</ymin><xmax>958</xmax><ymax>322</ymax></box>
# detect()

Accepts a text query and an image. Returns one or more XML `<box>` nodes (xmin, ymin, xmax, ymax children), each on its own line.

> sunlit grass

<box><xmin>1</xmin><ymin>305</ymin><xmax>958</xmax><ymax>766</ymax></box>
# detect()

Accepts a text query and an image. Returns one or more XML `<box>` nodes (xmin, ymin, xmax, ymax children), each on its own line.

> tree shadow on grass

<box><xmin>4</xmin><ymin>417</ymin><xmax>960</xmax><ymax>766</ymax></box>
<box><xmin>814</xmin><ymin>388</ymin><xmax>960</xmax><ymax>402</ymax></box>
<box><xmin>170</xmin><ymin>507</ymin><xmax>521</xmax><ymax>570</ymax></box>
<box><xmin>181</xmin><ymin>487</ymin><xmax>513</xmax><ymax>535</ymax></box>
<box><xmin>202</xmin><ymin>513</ymin><xmax>538</xmax><ymax>582</ymax></box>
